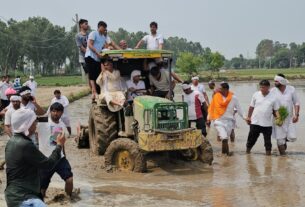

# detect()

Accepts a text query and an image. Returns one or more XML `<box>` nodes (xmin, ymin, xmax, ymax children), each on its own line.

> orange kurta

<box><xmin>208</xmin><ymin>91</ymin><xmax>233</xmax><ymax>120</ymax></box>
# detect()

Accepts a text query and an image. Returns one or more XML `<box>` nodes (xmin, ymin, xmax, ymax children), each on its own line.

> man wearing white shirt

<box><xmin>23</xmin><ymin>75</ymin><xmax>37</xmax><ymax>96</ymax></box>
<box><xmin>4</xmin><ymin>95</ymin><xmax>22</xmax><ymax>137</ymax></box>
<box><xmin>50</xmin><ymin>90</ymin><xmax>71</xmax><ymax>135</ymax></box>
<box><xmin>0</xmin><ymin>75</ymin><xmax>13</xmax><ymax>111</ymax></box>
<box><xmin>119</xmin><ymin>40</ymin><xmax>132</xmax><ymax>50</ymax></box>
<box><xmin>191</xmin><ymin>76</ymin><xmax>210</xmax><ymax>105</ymax></box>
<box><xmin>246</xmin><ymin>80</ymin><xmax>279</xmax><ymax>156</ymax></box>
<box><xmin>135</xmin><ymin>22</ymin><xmax>164</xmax><ymax>50</ymax></box>
<box><xmin>182</xmin><ymin>83</ymin><xmax>207</xmax><ymax>136</ymax></box>
<box><xmin>271</xmin><ymin>74</ymin><xmax>300</xmax><ymax>155</ymax></box>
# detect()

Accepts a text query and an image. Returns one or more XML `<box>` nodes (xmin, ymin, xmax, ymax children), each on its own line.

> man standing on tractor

<box><xmin>149</xmin><ymin>66</ymin><xmax>174</xmax><ymax>99</ymax></box>
<box><xmin>207</xmin><ymin>82</ymin><xmax>245</xmax><ymax>155</ymax></box>
<box><xmin>182</xmin><ymin>82</ymin><xmax>207</xmax><ymax>136</ymax></box>
<box><xmin>103</xmin><ymin>30</ymin><xmax>121</xmax><ymax>50</ymax></box>
<box><xmin>135</xmin><ymin>22</ymin><xmax>164</xmax><ymax>50</ymax></box>
<box><xmin>85</xmin><ymin>21</ymin><xmax>108</xmax><ymax>100</ymax></box>
<box><xmin>119</xmin><ymin>40</ymin><xmax>132</xmax><ymax>50</ymax></box>
<box><xmin>75</xmin><ymin>19</ymin><xmax>89</xmax><ymax>77</ymax></box>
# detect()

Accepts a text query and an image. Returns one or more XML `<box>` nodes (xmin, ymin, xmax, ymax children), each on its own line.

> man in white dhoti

<box><xmin>207</xmin><ymin>82</ymin><xmax>245</xmax><ymax>155</ymax></box>
<box><xmin>96</xmin><ymin>60</ymin><xmax>126</xmax><ymax>112</ymax></box>
<box><xmin>271</xmin><ymin>74</ymin><xmax>300</xmax><ymax>155</ymax></box>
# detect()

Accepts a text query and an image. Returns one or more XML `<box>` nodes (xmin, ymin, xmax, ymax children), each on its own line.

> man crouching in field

<box><xmin>37</xmin><ymin>103</ymin><xmax>74</xmax><ymax>198</ymax></box>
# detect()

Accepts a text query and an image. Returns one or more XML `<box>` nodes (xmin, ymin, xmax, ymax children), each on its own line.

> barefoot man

<box><xmin>271</xmin><ymin>74</ymin><xmax>300</xmax><ymax>155</ymax></box>
<box><xmin>207</xmin><ymin>82</ymin><xmax>245</xmax><ymax>155</ymax></box>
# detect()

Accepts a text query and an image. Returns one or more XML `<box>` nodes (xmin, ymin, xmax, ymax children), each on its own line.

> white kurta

<box><xmin>96</xmin><ymin>70</ymin><xmax>126</xmax><ymax>112</ymax></box>
<box><xmin>213</xmin><ymin>95</ymin><xmax>244</xmax><ymax>140</ymax></box>
<box><xmin>23</xmin><ymin>80</ymin><xmax>37</xmax><ymax>96</ymax></box>
<box><xmin>271</xmin><ymin>86</ymin><xmax>300</xmax><ymax>141</ymax></box>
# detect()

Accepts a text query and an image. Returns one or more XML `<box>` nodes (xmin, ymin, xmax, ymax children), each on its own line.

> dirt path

<box><xmin>35</xmin><ymin>85</ymin><xmax>89</xmax><ymax>107</ymax></box>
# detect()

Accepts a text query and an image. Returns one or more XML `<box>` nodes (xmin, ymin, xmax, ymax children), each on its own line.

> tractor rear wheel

<box><xmin>88</xmin><ymin>103</ymin><xmax>118</xmax><ymax>155</ymax></box>
<box><xmin>104</xmin><ymin>138</ymin><xmax>146</xmax><ymax>172</ymax></box>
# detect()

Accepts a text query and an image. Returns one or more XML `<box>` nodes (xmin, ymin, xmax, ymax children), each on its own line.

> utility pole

<box><xmin>72</xmin><ymin>14</ymin><xmax>86</xmax><ymax>82</ymax></box>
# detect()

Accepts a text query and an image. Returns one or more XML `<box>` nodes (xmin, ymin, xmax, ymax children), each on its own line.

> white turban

<box><xmin>208</xmin><ymin>80</ymin><xmax>215</xmax><ymax>84</ymax></box>
<box><xmin>182</xmin><ymin>83</ymin><xmax>191</xmax><ymax>90</ymax></box>
<box><xmin>19</xmin><ymin>90</ymin><xmax>32</xmax><ymax>96</ymax></box>
<box><xmin>11</xmin><ymin>108</ymin><xmax>37</xmax><ymax>136</ymax></box>
<box><xmin>130</xmin><ymin>70</ymin><xmax>141</xmax><ymax>81</ymax></box>
<box><xmin>274</xmin><ymin>75</ymin><xmax>289</xmax><ymax>85</ymax></box>
<box><xmin>191</xmin><ymin>76</ymin><xmax>199</xmax><ymax>81</ymax></box>
<box><xmin>10</xmin><ymin>95</ymin><xmax>22</xmax><ymax>102</ymax></box>
<box><xmin>148</xmin><ymin>62</ymin><xmax>157</xmax><ymax>70</ymax></box>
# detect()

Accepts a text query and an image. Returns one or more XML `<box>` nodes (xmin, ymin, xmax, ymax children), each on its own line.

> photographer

<box><xmin>5</xmin><ymin>108</ymin><xmax>65</xmax><ymax>207</ymax></box>
<box><xmin>19</xmin><ymin>86</ymin><xmax>45</xmax><ymax>116</ymax></box>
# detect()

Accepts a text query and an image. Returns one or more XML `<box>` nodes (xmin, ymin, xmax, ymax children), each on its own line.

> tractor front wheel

<box><xmin>104</xmin><ymin>138</ymin><xmax>146</xmax><ymax>172</ymax></box>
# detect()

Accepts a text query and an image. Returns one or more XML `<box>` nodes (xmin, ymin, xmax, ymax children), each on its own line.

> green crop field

<box><xmin>35</xmin><ymin>76</ymin><xmax>84</xmax><ymax>86</ymax></box>
<box><xmin>178</xmin><ymin>68</ymin><xmax>305</xmax><ymax>81</ymax></box>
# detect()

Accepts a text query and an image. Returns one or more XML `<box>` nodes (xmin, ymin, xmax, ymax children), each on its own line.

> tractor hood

<box><xmin>133</xmin><ymin>96</ymin><xmax>172</xmax><ymax>110</ymax></box>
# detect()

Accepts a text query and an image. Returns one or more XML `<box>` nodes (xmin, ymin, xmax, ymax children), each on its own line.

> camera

<box><xmin>36</xmin><ymin>117</ymin><xmax>48</xmax><ymax>122</ymax></box>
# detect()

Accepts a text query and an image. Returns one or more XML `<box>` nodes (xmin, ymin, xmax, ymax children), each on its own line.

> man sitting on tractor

<box><xmin>126</xmin><ymin>70</ymin><xmax>146</xmax><ymax>101</ymax></box>
<box><xmin>149</xmin><ymin>66</ymin><xmax>175</xmax><ymax>99</ymax></box>
<box><xmin>96</xmin><ymin>60</ymin><xmax>126</xmax><ymax>112</ymax></box>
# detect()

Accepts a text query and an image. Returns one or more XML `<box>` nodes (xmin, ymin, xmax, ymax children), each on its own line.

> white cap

<box><xmin>191</xmin><ymin>76</ymin><xmax>199</xmax><ymax>81</ymax></box>
<box><xmin>182</xmin><ymin>83</ymin><xmax>191</xmax><ymax>90</ymax></box>
<box><xmin>10</xmin><ymin>95</ymin><xmax>22</xmax><ymax>102</ymax></box>
<box><xmin>29</xmin><ymin>75</ymin><xmax>34</xmax><ymax>79</ymax></box>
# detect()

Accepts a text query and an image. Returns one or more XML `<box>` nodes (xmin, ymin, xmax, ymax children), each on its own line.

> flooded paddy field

<box><xmin>0</xmin><ymin>81</ymin><xmax>305</xmax><ymax>207</ymax></box>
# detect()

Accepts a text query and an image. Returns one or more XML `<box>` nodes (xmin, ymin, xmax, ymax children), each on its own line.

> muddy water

<box><xmin>1</xmin><ymin>81</ymin><xmax>305</xmax><ymax>207</ymax></box>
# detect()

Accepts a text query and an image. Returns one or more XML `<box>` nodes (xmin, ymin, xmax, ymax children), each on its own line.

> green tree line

<box><xmin>226</xmin><ymin>39</ymin><xmax>305</xmax><ymax>69</ymax></box>
<box><xmin>0</xmin><ymin>17</ymin><xmax>212</xmax><ymax>76</ymax></box>
<box><xmin>1</xmin><ymin>17</ymin><xmax>303</xmax><ymax>77</ymax></box>
<box><xmin>0</xmin><ymin>17</ymin><xmax>78</xmax><ymax>76</ymax></box>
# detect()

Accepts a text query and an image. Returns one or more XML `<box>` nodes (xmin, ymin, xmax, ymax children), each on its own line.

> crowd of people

<box><xmin>182</xmin><ymin>74</ymin><xmax>300</xmax><ymax>157</ymax></box>
<box><xmin>75</xmin><ymin>19</ymin><xmax>300</xmax><ymax>158</ymax></box>
<box><xmin>0</xmin><ymin>80</ymin><xmax>74</xmax><ymax>206</ymax></box>
<box><xmin>75</xmin><ymin>19</ymin><xmax>167</xmax><ymax>101</ymax></box>
<box><xmin>0</xmin><ymin>18</ymin><xmax>300</xmax><ymax>207</ymax></box>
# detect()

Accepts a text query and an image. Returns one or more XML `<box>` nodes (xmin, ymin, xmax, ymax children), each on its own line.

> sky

<box><xmin>1</xmin><ymin>0</ymin><xmax>305</xmax><ymax>59</ymax></box>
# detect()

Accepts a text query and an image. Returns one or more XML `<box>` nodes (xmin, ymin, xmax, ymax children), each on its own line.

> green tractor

<box><xmin>78</xmin><ymin>49</ymin><xmax>213</xmax><ymax>172</ymax></box>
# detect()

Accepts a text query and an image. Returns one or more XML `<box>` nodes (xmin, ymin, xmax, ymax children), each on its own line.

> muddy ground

<box><xmin>0</xmin><ymin>82</ymin><xmax>305</xmax><ymax>207</ymax></box>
